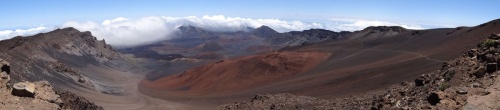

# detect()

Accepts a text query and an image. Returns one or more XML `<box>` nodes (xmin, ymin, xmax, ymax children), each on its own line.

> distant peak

<box><xmin>255</xmin><ymin>25</ymin><xmax>274</xmax><ymax>30</ymax></box>
<box><xmin>362</xmin><ymin>26</ymin><xmax>407</xmax><ymax>32</ymax></box>
<box><xmin>252</xmin><ymin>25</ymin><xmax>278</xmax><ymax>34</ymax></box>
<box><xmin>178</xmin><ymin>25</ymin><xmax>206</xmax><ymax>33</ymax></box>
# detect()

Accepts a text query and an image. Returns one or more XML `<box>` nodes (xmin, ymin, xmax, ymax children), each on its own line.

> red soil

<box><xmin>141</xmin><ymin>51</ymin><xmax>330</xmax><ymax>95</ymax></box>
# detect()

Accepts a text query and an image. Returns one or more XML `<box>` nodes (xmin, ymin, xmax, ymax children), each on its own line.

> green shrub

<box><xmin>482</xmin><ymin>39</ymin><xmax>496</xmax><ymax>47</ymax></box>
<box><xmin>439</xmin><ymin>83</ymin><xmax>450</xmax><ymax>91</ymax></box>
<box><xmin>444</xmin><ymin>69</ymin><xmax>455</xmax><ymax>81</ymax></box>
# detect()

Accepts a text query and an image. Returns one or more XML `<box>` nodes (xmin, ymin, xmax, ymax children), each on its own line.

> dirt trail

<box><xmin>60</xmin><ymin>64</ymin><xmax>203</xmax><ymax>110</ymax></box>
<box><xmin>327</xmin><ymin>48</ymin><xmax>445</xmax><ymax>65</ymax></box>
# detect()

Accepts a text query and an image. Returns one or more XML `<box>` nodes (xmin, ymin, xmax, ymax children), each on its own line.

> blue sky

<box><xmin>1</xmin><ymin>0</ymin><xmax>500</xmax><ymax>46</ymax></box>
<box><xmin>2</xmin><ymin>0</ymin><xmax>499</xmax><ymax>30</ymax></box>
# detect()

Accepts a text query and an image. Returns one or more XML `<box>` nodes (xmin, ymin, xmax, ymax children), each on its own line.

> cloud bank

<box><xmin>63</xmin><ymin>16</ymin><xmax>176</xmax><ymax>47</ymax></box>
<box><xmin>328</xmin><ymin>18</ymin><xmax>425</xmax><ymax>31</ymax></box>
<box><xmin>0</xmin><ymin>26</ymin><xmax>54</xmax><ymax>40</ymax></box>
<box><xmin>1</xmin><ymin>15</ymin><xmax>436</xmax><ymax>47</ymax></box>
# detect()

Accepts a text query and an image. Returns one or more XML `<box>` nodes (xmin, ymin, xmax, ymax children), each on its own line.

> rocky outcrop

<box><xmin>0</xmin><ymin>58</ymin><xmax>103</xmax><ymax>109</ymax></box>
<box><xmin>218</xmin><ymin>93</ymin><xmax>334</xmax><ymax>110</ymax></box>
<box><xmin>56</xmin><ymin>90</ymin><xmax>104</xmax><ymax>110</ymax></box>
<box><xmin>48</xmin><ymin>61</ymin><xmax>89</xmax><ymax>84</ymax></box>
<box><xmin>0</xmin><ymin>59</ymin><xmax>10</xmax><ymax>89</ymax></box>
<box><xmin>34</xmin><ymin>81</ymin><xmax>63</xmax><ymax>104</ymax></box>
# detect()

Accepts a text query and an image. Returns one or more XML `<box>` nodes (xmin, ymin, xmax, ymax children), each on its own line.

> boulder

<box><xmin>427</xmin><ymin>92</ymin><xmax>441</xmax><ymax>105</ymax></box>
<box><xmin>486</xmin><ymin>54</ymin><xmax>496</xmax><ymax>62</ymax></box>
<box><xmin>78</xmin><ymin>77</ymin><xmax>86</xmax><ymax>83</ymax></box>
<box><xmin>471</xmin><ymin>82</ymin><xmax>481</xmax><ymax>88</ymax></box>
<box><xmin>474</xmin><ymin>67</ymin><xmax>487</xmax><ymax>78</ymax></box>
<box><xmin>457</xmin><ymin>89</ymin><xmax>468</xmax><ymax>94</ymax></box>
<box><xmin>486</xmin><ymin>63</ymin><xmax>497</xmax><ymax>73</ymax></box>
<box><xmin>12</xmin><ymin>81</ymin><xmax>36</xmax><ymax>97</ymax></box>
<box><xmin>467</xmin><ymin>51</ymin><xmax>476</xmax><ymax>58</ymax></box>
<box><xmin>477</xmin><ymin>53</ymin><xmax>486</xmax><ymax>61</ymax></box>
<box><xmin>416</xmin><ymin>74</ymin><xmax>433</xmax><ymax>86</ymax></box>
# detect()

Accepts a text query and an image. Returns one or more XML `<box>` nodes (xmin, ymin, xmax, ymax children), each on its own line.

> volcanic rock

<box><xmin>472</xmin><ymin>82</ymin><xmax>481</xmax><ymax>88</ymax></box>
<box><xmin>0</xmin><ymin>71</ymin><xmax>9</xmax><ymax>89</ymax></box>
<box><xmin>0</xmin><ymin>58</ymin><xmax>10</xmax><ymax>74</ymax></box>
<box><xmin>12</xmin><ymin>81</ymin><xmax>36</xmax><ymax>97</ymax></box>
<box><xmin>57</xmin><ymin>90</ymin><xmax>104</xmax><ymax>110</ymax></box>
<box><xmin>457</xmin><ymin>89</ymin><xmax>468</xmax><ymax>94</ymax></box>
<box><xmin>474</xmin><ymin>66</ymin><xmax>487</xmax><ymax>78</ymax></box>
<box><xmin>34</xmin><ymin>81</ymin><xmax>62</xmax><ymax>104</ymax></box>
<box><xmin>487</xmin><ymin>63</ymin><xmax>497</xmax><ymax>73</ymax></box>
<box><xmin>486</xmin><ymin>54</ymin><xmax>495</xmax><ymax>62</ymax></box>
<box><xmin>78</xmin><ymin>77</ymin><xmax>86</xmax><ymax>83</ymax></box>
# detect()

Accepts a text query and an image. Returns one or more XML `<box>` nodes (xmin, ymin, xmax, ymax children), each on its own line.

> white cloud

<box><xmin>101</xmin><ymin>17</ymin><xmax>129</xmax><ymax>25</ymax></box>
<box><xmin>327</xmin><ymin>18</ymin><xmax>425</xmax><ymax>31</ymax></box>
<box><xmin>0</xmin><ymin>26</ymin><xmax>53</xmax><ymax>40</ymax></box>
<box><xmin>62</xmin><ymin>15</ymin><xmax>334</xmax><ymax>47</ymax></box>
<box><xmin>1</xmin><ymin>15</ymin><xmax>434</xmax><ymax>47</ymax></box>
<box><xmin>63</xmin><ymin>16</ymin><xmax>176</xmax><ymax>47</ymax></box>
<box><xmin>159</xmin><ymin>15</ymin><xmax>327</xmax><ymax>32</ymax></box>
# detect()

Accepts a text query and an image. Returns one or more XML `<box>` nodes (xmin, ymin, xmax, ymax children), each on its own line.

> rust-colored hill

<box><xmin>141</xmin><ymin>51</ymin><xmax>330</xmax><ymax>96</ymax></box>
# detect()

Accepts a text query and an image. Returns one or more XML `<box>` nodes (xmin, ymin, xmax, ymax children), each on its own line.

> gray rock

<box><xmin>78</xmin><ymin>77</ymin><xmax>86</xmax><ymax>83</ymax></box>
<box><xmin>472</xmin><ymin>82</ymin><xmax>481</xmax><ymax>88</ymax></box>
<box><xmin>457</xmin><ymin>89</ymin><xmax>468</xmax><ymax>94</ymax></box>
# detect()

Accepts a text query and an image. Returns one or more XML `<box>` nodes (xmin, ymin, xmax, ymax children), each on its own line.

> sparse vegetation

<box><xmin>444</xmin><ymin>69</ymin><xmax>455</xmax><ymax>81</ymax></box>
<box><xmin>439</xmin><ymin>83</ymin><xmax>450</xmax><ymax>91</ymax></box>
<box><xmin>482</xmin><ymin>39</ymin><xmax>496</xmax><ymax>47</ymax></box>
